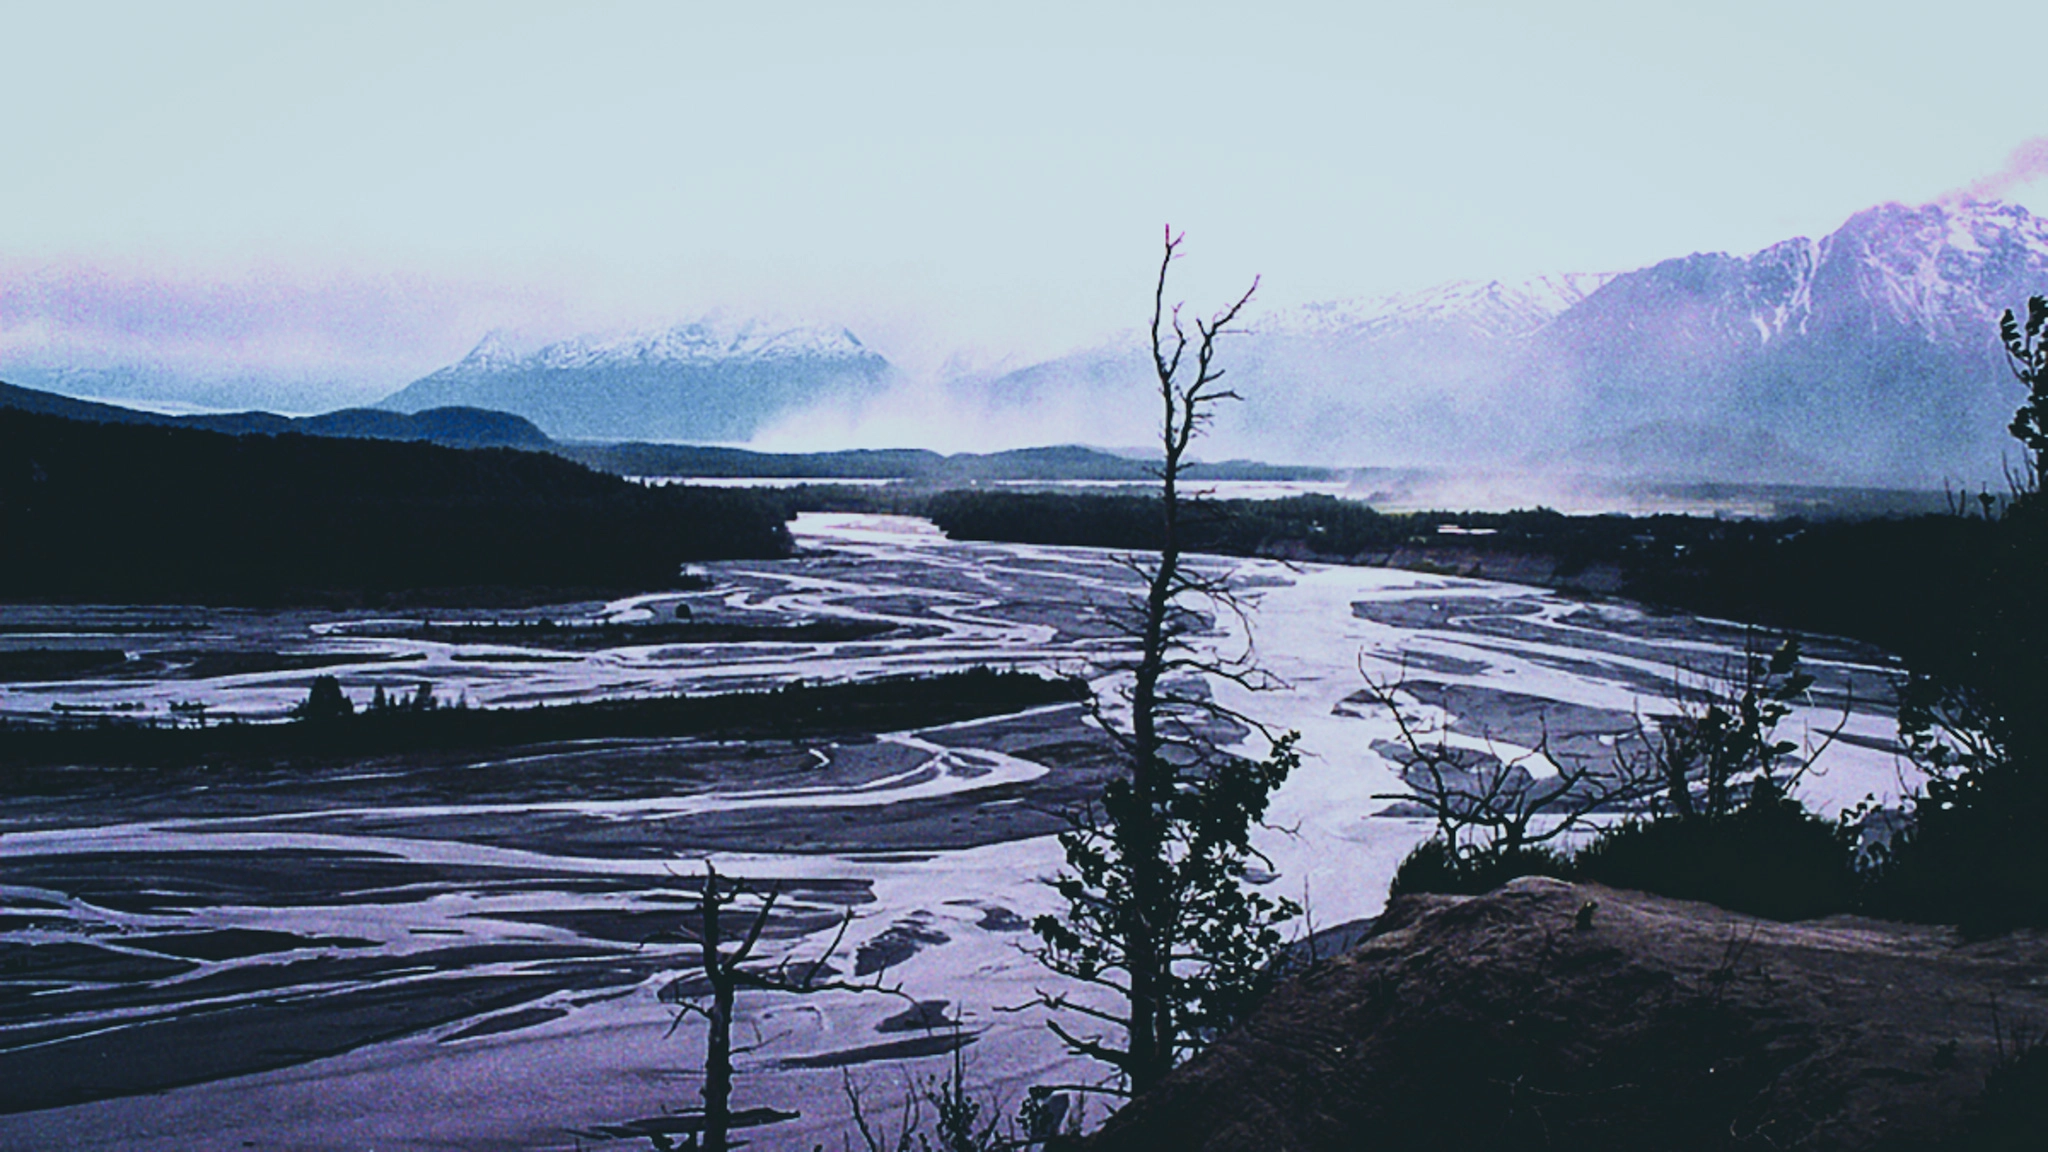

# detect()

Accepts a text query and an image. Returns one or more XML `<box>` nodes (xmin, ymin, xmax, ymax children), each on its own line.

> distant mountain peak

<box><xmin>504</xmin><ymin>318</ymin><xmax>880</xmax><ymax>374</ymax></box>
<box><xmin>450</xmin><ymin>329</ymin><xmax>524</xmax><ymax>374</ymax></box>
<box><xmin>1808</xmin><ymin>198</ymin><xmax>2048</xmax><ymax>343</ymax></box>
<box><xmin>379</xmin><ymin>314</ymin><xmax>891</xmax><ymax>442</ymax></box>
<box><xmin>1258</xmin><ymin>272</ymin><xmax>1617</xmax><ymax>341</ymax></box>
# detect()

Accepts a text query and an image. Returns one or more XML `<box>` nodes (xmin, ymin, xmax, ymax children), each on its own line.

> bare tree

<box><xmin>1365</xmin><ymin>633</ymin><xmax>1844</xmax><ymax>885</ymax></box>
<box><xmin>1628</xmin><ymin>635</ymin><xmax>1841</xmax><ymax>823</ymax></box>
<box><xmin>1361</xmin><ymin>671</ymin><xmax>1650</xmax><ymax>874</ymax></box>
<box><xmin>1029</xmin><ymin>228</ymin><xmax>1301</xmax><ymax>1096</ymax></box>
<box><xmin>837</xmin><ymin>1019</ymin><xmax>1041</xmax><ymax>1152</ymax></box>
<box><xmin>666</xmin><ymin>862</ymin><xmax>903</xmax><ymax>1152</ymax></box>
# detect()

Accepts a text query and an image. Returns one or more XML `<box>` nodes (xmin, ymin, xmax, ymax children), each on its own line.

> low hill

<box><xmin>285</xmin><ymin>406</ymin><xmax>551</xmax><ymax>447</ymax></box>
<box><xmin>0</xmin><ymin>409</ymin><xmax>789</xmax><ymax>604</ymax></box>
<box><xmin>1090</xmin><ymin>877</ymin><xmax>2048</xmax><ymax>1151</ymax></box>
<box><xmin>558</xmin><ymin>440</ymin><xmax>1329</xmax><ymax>482</ymax></box>
<box><xmin>0</xmin><ymin>381</ymin><xmax>550</xmax><ymax>448</ymax></box>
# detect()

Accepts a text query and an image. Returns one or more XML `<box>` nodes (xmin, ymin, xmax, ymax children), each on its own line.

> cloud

<box><xmin>748</xmin><ymin>370</ymin><xmax>1161</xmax><ymax>456</ymax></box>
<box><xmin>0</xmin><ymin>262</ymin><xmax>567</xmax><ymax>409</ymax></box>
<box><xmin>1943</xmin><ymin>137</ymin><xmax>2048</xmax><ymax>204</ymax></box>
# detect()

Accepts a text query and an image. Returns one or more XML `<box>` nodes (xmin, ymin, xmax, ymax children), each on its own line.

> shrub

<box><xmin>1387</xmin><ymin>837</ymin><xmax>1569</xmax><ymax>899</ymax></box>
<box><xmin>1949</xmin><ymin>1042</ymin><xmax>2048</xmax><ymax>1152</ymax></box>
<box><xmin>1388</xmin><ymin>784</ymin><xmax>1862</xmax><ymax>922</ymax></box>
<box><xmin>1572</xmin><ymin>779</ymin><xmax>1860</xmax><ymax>921</ymax></box>
<box><xmin>1869</xmin><ymin>755</ymin><xmax>2048</xmax><ymax>935</ymax></box>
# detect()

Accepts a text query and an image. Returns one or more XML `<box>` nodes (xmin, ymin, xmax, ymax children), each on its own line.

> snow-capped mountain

<box><xmin>962</xmin><ymin>271</ymin><xmax>1630</xmax><ymax>468</ymax></box>
<box><xmin>1261</xmin><ymin>273</ymin><xmax>1616</xmax><ymax>341</ymax></box>
<box><xmin>1536</xmin><ymin>200</ymin><xmax>2048</xmax><ymax>483</ymax></box>
<box><xmin>970</xmin><ymin>200</ymin><xmax>2048</xmax><ymax>485</ymax></box>
<box><xmin>378</xmin><ymin>319</ymin><xmax>889</xmax><ymax>442</ymax></box>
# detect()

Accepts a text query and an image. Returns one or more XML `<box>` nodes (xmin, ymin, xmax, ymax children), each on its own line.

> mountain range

<box><xmin>10</xmin><ymin>199</ymin><xmax>2046</xmax><ymax>487</ymax></box>
<box><xmin>376</xmin><ymin>320</ymin><xmax>889</xmax><ymax>442</ymax></box>
<box><xmin>971</xmin><ymin>200</ymin><xmax>2048</xmax><ymax>486</ymax></box>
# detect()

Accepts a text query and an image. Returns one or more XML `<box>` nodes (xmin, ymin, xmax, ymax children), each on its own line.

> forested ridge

<box><xmin>0</xmin><ymin>409</ymin><xmax>792</xmax><ymax>605</ymax></box>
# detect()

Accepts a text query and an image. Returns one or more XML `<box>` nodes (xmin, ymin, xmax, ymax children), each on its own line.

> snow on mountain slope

<box><xmin>379</xmin><ymin>319</ymin><xmax>890</xmax><ymax>443</ymax></box>
<box><xmin>1259</xmin><ymin>273</ymin><xmax>1616</xmax><ymax>341</ymax></box>
<box><xmin>1817</xmin><ymin>200</ymin><xmax>2048</xmax><ymax>343</ymax></box>
<box><xmin>963</xmin><ymin>200</ymin><xmax>2048</xmax><ymax>484</ymax></box>
<box><xmin>435</xmin><ymin>329</ymin><xmax>524</xmax><ymax>377</ymax></box>
<box><xmin>369</xmin><ymin>200</ymin><xmax>2048</xmax><ymax>476</ymax></box>
<box><xmin>951</xmin><ymin>272</ymin><xmax>1624</xmax><ymax>465</ymax></box>
<box><xmin>520</xmin><ymin>319</ymin><xmax>876</xmax><ymax>372</ymax></box>
<box><xmin>1541</xmin><ymin>199</ymin><xmax>2048</xmax><ymax>483</ymax></box>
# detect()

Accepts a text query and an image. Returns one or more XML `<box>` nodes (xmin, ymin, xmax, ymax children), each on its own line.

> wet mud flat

<box><xmin>0</xmin><ymin>527</ymin><xmax>1145</xmax><ymax>727</ymax></box>
<box><xmin>0</xmin><ymin>698</ymin><xmax>1112</xmax><ymax>1125</ymax></box>
<box><xmin>1350</xmin><ymin>593</ymin><xmax>1893</xmax><ymax>709</ymax></box>
<box><xmin>1345</xmin><ymin>590</ymin><xmax>1903</xmax><ymax>795</ymax></box>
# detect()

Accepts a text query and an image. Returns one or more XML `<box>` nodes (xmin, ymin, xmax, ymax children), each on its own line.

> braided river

<box><xmin>0</xmin><ymin>513</ymin><xmax>1911</xmax><ymax>1149</ymax></box>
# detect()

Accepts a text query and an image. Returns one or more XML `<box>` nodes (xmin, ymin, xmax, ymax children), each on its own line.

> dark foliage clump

<box><xmin>1625</xmin><ymin>513</ymin><xmax>1997</xmax><ymax>663</ymax></box>
<box><xmin>1873</xmin><ymin>757</ymin><xmax>2048</xmax><ymax>935</ymax></box>
<box><xmin>1864</xmin><ymin>498</ymin><xmax>2048</xmax><ymax>933</ymax></box>
<box><xmin>1861</xmin><ymin>297</ymin><xmax>2048</xmax><ymax>935</ymax></box>
<box><xmin>1389</xmin><ymin>785</ymin><xmax>1860</xmax><ymax>922</ymax></box>
<box><xmin>291</xmin><ymin>674</ymin><xmax>356</xmax><ymax>723</ymax></box>
<box><xmin>1387</xmin><ymin>837</ymin><xmax>1569</xmax><ymax>899</ymax></box>
<box><xmin>1572</xmin><ymin>780</ymin><xmax>1861</xmax><ymax>921</ymax></box>
<box><xmin>1379</xmin><ymin>630</ymin><xmax>1862</xmax><ymax>922</ymax></box>
<box><xmin>0</xmin><ymin>408</ymin><xmax>792</xmax><ymax>605</ymax></box>
<box><xmin>1948</xmin><ymin>1042</ymin><xmax>2048</xmax><ymax>1152</ymax></box>
<box><xmin>928</xmin><ymin>490</ymin><xmax>1429</xmax><ymax>559</ymax></box>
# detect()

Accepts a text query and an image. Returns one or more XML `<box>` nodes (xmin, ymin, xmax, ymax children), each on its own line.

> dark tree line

<box><xmin>927</xmin><ymin>488</ymin><xmax>2011</xmax><ymax>667</ymax></box>
<box><xmin>559</xmin><ymin>440</ymin><xmax>1326</xmax><ymax>483</ymax></box>
<box><xmin>0</xmin><ymin>409</ymin><xmax>792</xmax><ymax>605</ymax></box>
<box><xmin>0</xmin><ymin>667</ymin><xmax>1084</xmax><ymax>772</ymax></box>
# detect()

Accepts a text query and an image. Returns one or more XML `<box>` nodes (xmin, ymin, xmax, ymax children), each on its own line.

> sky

<box><xmin>3</xmin><ymin>0</ymin><xmax>2047</xmax><ymax>409</ymax></box>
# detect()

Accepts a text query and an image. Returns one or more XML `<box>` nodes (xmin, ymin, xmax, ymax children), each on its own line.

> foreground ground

<box><xmin>1095</xmin><ymin>877</ymin><xmax>2048</xmax><ymax>1151</ymax></box>
<box><xmin>0</xmin><ymin>515</ymin><xmax>1911</xmax><ymax>1148</ymax></box>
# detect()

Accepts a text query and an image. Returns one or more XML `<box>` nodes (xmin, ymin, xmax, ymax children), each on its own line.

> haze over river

<box><xmin>0</xmin><ymin>514</ymin><xmax>1910</xmax><ymax>1149</ymax></box>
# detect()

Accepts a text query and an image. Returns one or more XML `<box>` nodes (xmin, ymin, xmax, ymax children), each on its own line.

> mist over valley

<box><xmin>133</xmin><ymin>198</ymin><xmax>2026</xmax><ymax>491</ymax></box>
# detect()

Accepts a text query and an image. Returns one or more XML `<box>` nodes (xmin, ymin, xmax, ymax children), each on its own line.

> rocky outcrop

<box><xmin>1090</xmin><ymin>878</ymin><xmax>2048</xmax><ymax>1151</ymax></box>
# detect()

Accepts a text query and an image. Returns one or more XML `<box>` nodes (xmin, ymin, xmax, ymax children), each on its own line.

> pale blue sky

<box><xmin>3</xmin><ymin>0</ymin><xmax>2045</xmax><ymax>394</ymax></box>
